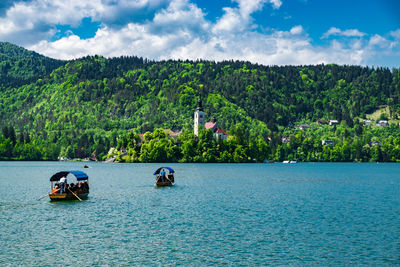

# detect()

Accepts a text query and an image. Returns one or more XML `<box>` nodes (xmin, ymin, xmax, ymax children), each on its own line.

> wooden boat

<box><xmin>154</xmin><ymin>167</ymin><xmax>175</xmax><ymax>187</ymax></box>
<box><xmin>155</xmin><ymin>180</ymin><xmax>173</xmax><ymax>187</ymax></box>
<box><xmin>48</xmin><ymin>170</ymin><xmax>90</xmax><ymax>201</ymax></box>
<box><xmin>48</xmin><ymin>192</ymin><xmax>89</xmax><ymax>201</ymax></box>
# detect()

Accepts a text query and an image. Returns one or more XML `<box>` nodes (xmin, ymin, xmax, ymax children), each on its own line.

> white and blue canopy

<box><xmin>50</xmin><ymin>170</ymin><xmax>88</xmax><ymax>182</ymax></box>
<box><xmin>153</xmin><ymin>167</ymin><xmax>174</xmax><ymax>175</ymax></box>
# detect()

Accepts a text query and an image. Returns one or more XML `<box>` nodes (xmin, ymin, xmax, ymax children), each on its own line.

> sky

<box><xmin>0</xmin><ymin>0</ymin><xmax>399</xmax><ymax>67</ymax></box>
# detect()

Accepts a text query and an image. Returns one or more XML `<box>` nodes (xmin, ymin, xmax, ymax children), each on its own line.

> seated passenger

<box><xmin>51</xmin><ymin>184</ymin><xmax>60</xmax><ymax>194</ymax></box>
<box><xmin>82</xmin><ymin>181</ymin><xmax>89</xmax><ymax>192</ymax></box>
<box><xmin>77</xmin><ymin>182</ymin><xmax>82</xmax><ymax>193</ymax></box>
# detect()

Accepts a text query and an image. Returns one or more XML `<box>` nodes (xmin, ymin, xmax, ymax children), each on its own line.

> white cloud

<box><xmin>321</xmin><ymin>27</ymin><xmax>340</xmax><ymax>38</ymax></box>
<box><xmin>29</xmin><ymin>20</ymin><xmax>370</xmax><ymax>66</ymax></box>
<box><xmin>369</xmin><ymin>34</ymin><xmax>389</xmax><ymax>47</ymax></box>
<box><xmin>28</xmin><ymin>1</ymin><xmax>209</xmax><ymax>60</ymax></box>
<box><xmin>322</xmin><ymin>27</ymin><xmax>366</xmax><ymax>39</ymax></box>
<box><xmin>390</xmin><ymin>29</ymin><xmax>400</xmax><ymax>39</ymax></box>
<box><xmin>290</xmin><ymin>25</ymin><xmax>303</xmax><ymax>35</ymax></box>
<box><xmin>341</xmin><ymin>29</ymin><xmax>366</xmax><ymax>37</ymax></box>
<box><xmin>268</xmin><ymin>0</ymin><xmax>282</xmax><ymax>9</ymax></box>
<box><xmin>0</xmin><ymin>0</ymin><xmax>398</xmax><ymax>67</ymax></box>
<box><xmin>152</xmin><ymin>0</ymin><xmax>209</xmax><ymax>34</ymax></box>
<box><xmin>0</xmin><ymin>0</ymin><xmax>170</xmax><ymax>45</ymax></box>
<box><xmin>212</xmin><ymin>7</ymin><xmax>244</xmax><ymax>33</ymax></box>
<box><xmin>212</xmin><ymin>0</ymin><xmax>282</xmax><ymax>34</ymax></box>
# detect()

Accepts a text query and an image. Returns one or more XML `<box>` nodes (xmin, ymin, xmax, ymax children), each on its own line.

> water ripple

<box><xmin>0</xmin><ymin>162</ymin><xmax>400</xmax><ymax>265</ymax></box>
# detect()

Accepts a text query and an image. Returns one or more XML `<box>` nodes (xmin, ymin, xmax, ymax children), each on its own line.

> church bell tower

<box><xmin>194</xmin><ymin>96</ymin><xmax>205</xmax><ymax>136</ymax></box>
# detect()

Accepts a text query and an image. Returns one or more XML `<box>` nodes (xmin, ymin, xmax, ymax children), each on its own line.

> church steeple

<box><xmin>194</xmin><ymin>95</ymin><xmax>205</xmax><ymax>136</ymax></box>
<box><xmin>196</xmin><ymin>96</ymin><xmax>203</xmax><ymax>111</ymax></box>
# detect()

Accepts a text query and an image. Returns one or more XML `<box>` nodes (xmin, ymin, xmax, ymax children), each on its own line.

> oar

<box><xmin>165</xmin><ymin>176</ymin><xmax>173</xmax><ymax>184</ymax></box>
<box><xmin>67</xmin><ymin>188</ymin><xmax>82</xmax><ymax>201</ymax></box>
<box><xmin>37</xmin><ymin>193</ymin><xmax>49</xmax><ymax>200</ymax></box>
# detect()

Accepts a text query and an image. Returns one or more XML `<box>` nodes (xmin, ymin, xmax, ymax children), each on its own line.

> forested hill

<box><xmin>0</xmin><ymin>43</ymin><xmax>400</xmax><ymax>162</ymax></box>
<box><xmin>0</xmin><ymin>42</ymin><xmax>65</xmax><ymax>88</ymax></box>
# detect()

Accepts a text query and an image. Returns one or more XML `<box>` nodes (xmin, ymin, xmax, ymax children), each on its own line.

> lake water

<box><xmin>0</xmin><ymin>162</ymin><xmax>399</xmax><ymax>265</ymax></box>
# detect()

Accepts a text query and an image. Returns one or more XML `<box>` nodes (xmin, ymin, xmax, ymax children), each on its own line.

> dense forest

<box><xmin>0</xmin><ymin>42</ymin><xmax>400</xmax><ymax>162</ymax></box>
<box><xmin>0</xmin><ymin>42</ymin><xmax>65</xmax><ymax>88</ymax></box>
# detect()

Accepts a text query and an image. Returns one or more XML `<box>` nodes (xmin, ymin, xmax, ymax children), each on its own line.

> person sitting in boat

<box><xmin>65</xmin><ymin>183</ymin><xmax>70</xmax><ymax>194</ymax></box>
<box><xmin>51</xmin><ymin>184</ymin><xmax>60</xmax><ymax>194</ymax></box>
<box><xmin>59</xmin><ymin>176</ymin><xmax>67</xmax><ymax>194</ymax></box>
<box><xmin>77</xmin><ymin>182</ymin><xmax>82</xmax><ymax>193</ymax></box>
<box><xmin>82</xmin><ymin>181</ymin><xmax>89</xmax><ymax>193</ymax></box>
<box><xmin>70</xmin><ymin>183</ymin><xmax>76</xmax><ymax>192</ymax></box>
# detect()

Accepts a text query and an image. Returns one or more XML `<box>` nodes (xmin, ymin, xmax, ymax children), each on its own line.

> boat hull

<box><xmin>155</xmin><ymin>181</ymin><xmax>174</xmax><ymax>187</ymax></box>
<box><xmin>49</xmin><ymin>193</ymin><xmax>89</xmax><ymax>201</ymax></box>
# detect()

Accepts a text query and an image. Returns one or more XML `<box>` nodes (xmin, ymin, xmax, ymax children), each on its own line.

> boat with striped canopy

<box><xmin>48</xmin><ymin>170</ymin><xmax>89</xmax><ymax>201</ymax></box>
<box><xmin>154</xmin><ymin>167</ymin><xmax>175</xmax><ymax>187</ymax></box>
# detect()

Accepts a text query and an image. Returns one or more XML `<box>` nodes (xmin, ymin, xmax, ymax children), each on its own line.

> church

<box><xmin>194</xmin><ymin>97</ymin><xmax>228</xmax><ymax>140</ymax></box>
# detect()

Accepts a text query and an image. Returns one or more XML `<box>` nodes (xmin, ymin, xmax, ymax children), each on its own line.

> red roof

<box><xmin>215</xmin><ymin>127</ymin><xmax>228</xmax><ymax>135</ymax></box>
<box><xmin>205</xmin><ymin>122</ymin><xmax>217</xmax><ymax>129</ymax></box>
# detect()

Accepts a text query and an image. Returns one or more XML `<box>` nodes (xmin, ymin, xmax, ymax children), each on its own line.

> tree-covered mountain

<box><xmin>0</xmin><ymin>43</ymin><xmax>400</xmax><ymax>162</ymax></box>
<box><xmin>0</xmin><ymin>42</ymin><xmax>65</xmax><ymax>88</ymax></box>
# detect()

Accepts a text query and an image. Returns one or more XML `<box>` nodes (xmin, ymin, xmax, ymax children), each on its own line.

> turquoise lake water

<box><xmin>0</xmin><ymin>162</ymin><xmax>399</xmax><ymax>265</ymax></box>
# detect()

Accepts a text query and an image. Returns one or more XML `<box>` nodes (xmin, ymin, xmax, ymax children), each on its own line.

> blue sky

<box><xmin>0</xmin><ymin>0</ymin><xmax>399</xmax><ymax>67</ymax></box>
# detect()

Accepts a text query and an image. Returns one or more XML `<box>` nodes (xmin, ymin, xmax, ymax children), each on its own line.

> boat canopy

<box><xmin>153</xmin><ymin>167</ymin><xmax>174</xmax><ymax>175</ymax></box>
<box><xmin>50</xmin><ymin>170</ymin><xmax>89</xmax><ymax>182</ymax></box>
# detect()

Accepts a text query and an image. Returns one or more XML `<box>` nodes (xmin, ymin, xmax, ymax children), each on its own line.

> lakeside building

<box><xmin>322</xmin><ymin>140</ymin><xmax>334</xmax><ymax>146</ymax></box>
<box><xmin>194</xmin><ymin>96</ymin><xmax>228</xmax><ymax>140</ymax></box>
<box><xmin>329</xmin><ymin>120</ymin><xmax>339</xmax><ymax>126</ymax></box>
<box><xmin>194</xmin><ymin>97</ymin><xmax>205</xmax><ymax>136</ymax></box>
<box><xmin>376</xmin><ymin>120</ymin><xmax>388</xmax><ymax>127</ymax></box>
<box><xmin>204</xmin><ymin>118</ymin><xmax>228</xmax><ymax>140</ymax></box>
<box><xmin>363</xmin><ymin>120</ymin><xmax>371</xmax><ymax>126</ymax></box>
<box><xmin>298</xmin><ymin>124</ymin><xmax>310</xmax><ymax>130</ymax></box>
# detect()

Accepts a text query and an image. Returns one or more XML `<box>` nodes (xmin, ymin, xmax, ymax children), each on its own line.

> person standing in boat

<box><xmin>160</xmin><ymin>169</ymin><xmax>166</xmax><ymax>182</ymax></box>
<box><xmin>59</xmin><ymin>176</ymin><xmax>67</xmax><ymax>194</ymax></box>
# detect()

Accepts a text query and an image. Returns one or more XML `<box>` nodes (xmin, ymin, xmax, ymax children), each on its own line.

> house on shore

<box><xmin>298</xmin><ymin>124</ymin><xmax>310</xmax><ymax>130</ymax></box>
<box><xmin>204</xmin><ymin>118</ymin><xmax>228</xmax><ymax>140</ymax></box>
<box><xmin>322</xmin><ymin>140</ymin><xmax>334</xmax><ymax>146</ymax></box>
<box><xmin>329</xmin><ymin>120</ymin><xmax>339</xmax><ymax>126</ymax></box>
<box><xmin>376</xmin><ymin>120</ymin><xmax>388</xmax><ymax>127</ymax></box>
<box><xmin>363</xmin><ymin>120</ymin><xmax>371</xmax><ymax>126</ymax></box>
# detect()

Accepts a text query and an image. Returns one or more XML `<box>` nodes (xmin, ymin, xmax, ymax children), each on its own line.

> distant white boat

<box><xmin>283</xmin><ymin>160</ymin><xmax>290</xmax><ymax>163</ymax></box>
<box><xmin>289</xmin><ymin>160</ymin><xmax>297</xmax><ymax>163</ymax></box>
